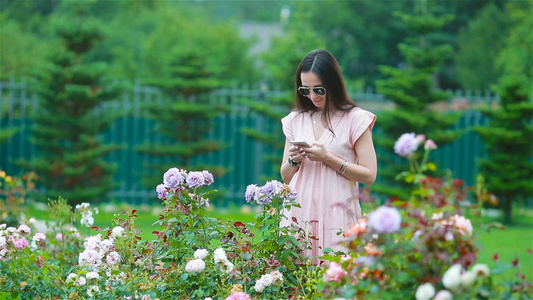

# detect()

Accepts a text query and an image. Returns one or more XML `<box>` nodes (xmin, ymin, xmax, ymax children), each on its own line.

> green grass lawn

<box><xmin>471</xmin><ymin>210</ymin><xmax>533</xmax><ymax>283</ymax></box>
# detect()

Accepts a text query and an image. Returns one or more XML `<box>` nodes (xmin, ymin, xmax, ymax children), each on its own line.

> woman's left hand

<box><xmin>302</xmin><ymin>142</ymin><xmax>330</xmax><ymax>162</ymax></box>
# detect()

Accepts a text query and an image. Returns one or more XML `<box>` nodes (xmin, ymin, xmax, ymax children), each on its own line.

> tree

<box><xmin>473</xmin><ymin>1</ymin><xmax>533</xmax><ymax>224</ymax></box>
<box><xmin>135</xmin><ymin>5</ymin><xmax>250</xmax><ymax>189</ymax></box>
<box><xmin>0</xmin><ymin>3</ymin><xmax>57</xmax><ymax>80</ymax></box>
<box><xmin>374</xmin><ymin>0</ymin><xmax>464</xmax><ymax>199</ymax></box>
<box><xmin>17</xmin><ymin>2</ymin><xmax>123</xmax><ymax>205</ymax></box>
<box><xmin>304</xmin><ymin>1</ymin><xmax>410</xmax><ymax>86</ymax></box>
<box><xmin>239</xmin><ymin>8</ymin><xmax>326</xmax><ymax>180</ymax></box>
<box><xmin>136</xmin><ymin>48</ymin><xmax>230</xmax><ymax>189</ymax></box>
<box><xmin>455</xmin><ymin>3</ymin><xmax>510</xmax><ymax>90</ymax></box>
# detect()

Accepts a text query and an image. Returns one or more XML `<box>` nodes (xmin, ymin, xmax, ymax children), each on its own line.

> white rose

<box><xmin>87</xmin><ymin>285</ymin><xmax>100</xmax><ymax>297</ymax></box>
<box><xmin>415</xmin><ymin>283</ymin><xmax>435</xmax><ymax>300</ymax></box>
<box><xmin>194</xmin><ymin>248</ymin><xmax>209</xmax><ymax>260</ymax></box>
<box><xmin>86</xmin><ymin>271</ymin><xmax>100</xmax><ymax>280</ymax></box>
<box><xmin>185</xmin><ymin>259</ymin><xmax>206</xmax><ymax>273</ymax></box>
<box><xmin>434</xmin><ymin>290</ymin><xmax>453</xmax><ymax>300</ymax></box>
<box><xmin>460</xmin><ymin>270</ymin><xmax>476</xmax><ymax>287</ymax></box>
<box><xmin>471</xmin><ymin>264</ymin><xmax>490</xmax><ymax>277</ymax></box>
<box><xmin>442</xmin><ymin>264</ymin><xmax>463</xmax><ymax>290</ymax></box>
<box><xmin>220</xmin><ymin>260</ymin><xmax>234</xmax><ymax>273</ymax></box>
<box><xmin>66</xmin><ymin>273</ymin><xmax>78</xmax><ymax>284</ymax></box>
<box><xmin>111</xmin><ymin>226</ymin><xmax>124</xmax><ymax>238</ymax></box>
<box><xmin>75</xmin><ymin>276</ymin><xmax>87</xmax><ymax>286</ymax></box>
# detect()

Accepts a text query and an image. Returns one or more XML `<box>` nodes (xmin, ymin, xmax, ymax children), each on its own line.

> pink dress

<box><xmin>280</xmin><ymin>107</ymin><xmax>376</xmax><ymax>257</ymax></box>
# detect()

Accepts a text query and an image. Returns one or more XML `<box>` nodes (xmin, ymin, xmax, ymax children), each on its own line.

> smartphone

<box><xmin>290</xmin><ymin>141</ymin><xmax>311</xmax><ymax>148</ymax></box>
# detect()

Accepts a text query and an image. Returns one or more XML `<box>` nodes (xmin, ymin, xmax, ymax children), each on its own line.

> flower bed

<box><xmin>1</xmin><ymin>134</ymin><xmax>531</xmax><ymax>299</ymax></box>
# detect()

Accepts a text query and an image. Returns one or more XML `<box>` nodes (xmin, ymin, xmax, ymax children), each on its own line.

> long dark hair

<box><xmin>294</xmin><ymin>49</ymin><xmax>356</xmax><ymax>134</ymax></box>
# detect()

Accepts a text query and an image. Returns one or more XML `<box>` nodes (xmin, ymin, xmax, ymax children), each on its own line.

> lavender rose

<box><xmin>186</xmin><ymin>171</ymin><xmax>205</xmax><ymax>188</ymax></box>
<box><xmin>163</xmin><ymin>167</ymin><xmax>184</xmax><ymax>188</ymax></box>
<box><xmin>245</xmin><ymin>184</ymin><xmax>258</xmax><ymax>203</ymax></box>
<box><xmin>368</xmin><ymin>206</ymin><xmax>402</xmax><ymax>233</ymax></box>
<box><xmin>156</xmin><ymin>184</ymin><xmax>168</xmax><ymax>199</ymax></box>
<box><xmin>394</xmin><ymin>132</ymin><xmax>420</xmax><ymax>157</ymax></box>
<box><xmin>202</xmin><ymin>170</ymin><xmax>214</xmax><ymax>186</ymax></box>
<box><xmin>255</xmin><ymin>182</ymin><xmax>276</xmax><ymax>205</ymax></box>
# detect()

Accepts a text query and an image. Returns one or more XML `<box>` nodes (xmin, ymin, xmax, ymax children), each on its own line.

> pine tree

<box><xmin>137</xmin><ymin>48</ymin><xmax>229</xmax><ymax>189</ymax></box>
<box><xmin>18</xmin><ymin>3</ymin><xmax>123</xmax><ymax>205</ymax></box>
<box><xmin>374</xmin><ymin>1</ymin><xmax>463</xmax><ymax>199</ymax></box>
<box><xmin>473</xmin><ymin>1</ymin><xmax>533</xmax><ymax>224</ymax></box>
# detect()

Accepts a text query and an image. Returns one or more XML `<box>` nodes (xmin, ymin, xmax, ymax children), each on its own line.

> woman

<box><xmin>280</xmin><ymin>49</ymin><xmax>377</xmax><ymax>257</ymax></box>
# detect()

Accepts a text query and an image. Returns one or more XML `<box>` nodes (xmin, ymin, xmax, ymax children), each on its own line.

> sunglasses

<box><xmin>298</xmin><ymin>86</ymin><xmax>326</xmax><ymax>96</ymax></box>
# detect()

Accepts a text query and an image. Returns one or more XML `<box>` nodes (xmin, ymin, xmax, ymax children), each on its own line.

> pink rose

<box><xmin>17</xmin><ymin>224</ymin><xmax>31</xmax><ymax>236</ymax></box>
<box><xmin>14</xmin><ymin>238</ymin><xmax>29</xmax><ymax>249</ymax></box>
<box><xmin>323</xmin><ymin>262</ymin><xmax>347</xmax><ymax>283</ymax></box>
<box><xmin>450</xmin><ymin>215</ymin><xmax>473</xmax><ymax>236</ymax></box>
<box><xmin>344</xmin><ymin>218</ymin><xmax>367</xmax><ymax>237</ymax></box>
<box><xmin>32</xmin><ymin>232</ymin><xmax>46</xmax><ymax>243</ymax></box>
<box><xmin>225</xmin><ymin>292</ymin><xmax>253</xmax><ymax>300</ymax></box>
<box><xmin>424</xmin><ymin>139</ymin><xmax>437</xmax><ymax>150</ymax></box>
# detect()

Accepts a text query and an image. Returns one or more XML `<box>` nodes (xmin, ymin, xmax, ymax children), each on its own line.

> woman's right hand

<box><xmin>288</xmin><ymin>145</ymin><xmax>307</xmax><ymax>164</ymax></box>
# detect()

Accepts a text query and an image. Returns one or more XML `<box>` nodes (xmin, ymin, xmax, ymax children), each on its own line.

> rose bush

<box><xmin>0</xmin><ymin>169</ymin><xmax>322</xmax><ymax>299</ymax></box>
<box><xmin>318</xmin><ymin>133</ymin><xmax>532</xmax><ymax>300</ymax></box>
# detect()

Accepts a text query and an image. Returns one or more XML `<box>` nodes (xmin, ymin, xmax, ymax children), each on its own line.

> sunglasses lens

<box><xmin>298</xmin><ymin>87</ymin><xmax>311</xmax><ymax>96</ymax></box>
<box><xmin>314</xmin><ymin>88</ymin><xmax>326</xmax><ymax>96</ymax></box>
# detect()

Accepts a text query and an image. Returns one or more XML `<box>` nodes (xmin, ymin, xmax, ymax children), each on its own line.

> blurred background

<box><xmin>0</xmin><ymin>0</ymin><xmax>531</xmax><ymax>223</ymax></box>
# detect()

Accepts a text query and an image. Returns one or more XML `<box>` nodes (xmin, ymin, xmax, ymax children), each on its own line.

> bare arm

<box><xmin>280</xmin><ymin>138</ymin><xmax>307</xmax><ymax>183</ymax></box>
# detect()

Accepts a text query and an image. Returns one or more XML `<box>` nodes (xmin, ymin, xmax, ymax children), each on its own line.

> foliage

<box><xmin>15</xmin><ymin>2</ymin><xmax>124</xmax><ymax>206</ymax></box>
<box><xmin>471</xmin><ymin>0</ymin><xmax>532</xmax><ymax>225</ymax></box>
<box><xmin>373</xmin><ymin>1</ymin><xmax>463</xmax><ymax>199</ymax></box>
<box><xmin>0</xmin><ymin>0</ymin><xmax>511</xmax><ymax>91</ymax></box>
<box><xmin>0</xmin><ymin>168</ymin><xmax>321</xmax><ymax>299</ymax></box>
<box><xmin>494</xmin><ymin>0</ymin><xmax>533</xmax><ymax>78</ymax></box>
<box><xmin>0</xmin><ymin>2</ymin><xmax>58</xmax><ymax>80</ymax></box>
<box><xmin>304</xmin><ymin>0</ymin><xmax>410</xmax><ymax>86</ymax></box>
<box><xmin>124</xmin><ymin>2</ymin><xmax>254</xmax><ymax>191</ymax></box>
<box><xmin>136</xmin><ymin>51</ymin><xmax>230</xmax><ymax>190</ymax></box>
<box><xmin>318</xmin><ymin>133</ymin><xmax>532</xmax><ymax>300</ymax></box>
<box><xmin>0</xmin><ymin>15</ymin><xmax>54</xmax><ymax>80</ymax></box>
<box><xmin>454</xmin><ymin>3</ymin><xmax>510</xmax><ymax>90</ymax></box>
<box><xmin>113</xmin><ymin>2</ymin><xmax>255</xmax><ymax>83</ymax></box>
<box><xmin>473</xmin><ymin>74</ymin><xmax>533</xmax><ymax>224</ymax></box>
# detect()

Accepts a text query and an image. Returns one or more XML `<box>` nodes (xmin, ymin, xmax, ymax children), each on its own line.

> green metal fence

<box><xmin>0</xmin><ymin>78</ymin><xmax>497</xmax><ymax>205</ymax></box>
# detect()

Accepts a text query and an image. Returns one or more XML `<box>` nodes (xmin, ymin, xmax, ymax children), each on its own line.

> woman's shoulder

<box><xmin>282</xmin><ymin>110</ymin><xmax>304</xmax><ymax>122</ymax></box>
<box><xmin>343</xmin><ymin>106</ymin><xmax>376</xmax><ymax>119</ymax></box>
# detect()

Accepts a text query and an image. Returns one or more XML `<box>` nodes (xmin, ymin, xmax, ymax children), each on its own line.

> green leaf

<box><xmin>405</xmin><ymin>173</ymin><xmax>416</xmax><ymax>183</ymax></box>
<box><xmin>427</xmin><ymin>162</ymin><xmax>437</xmax><ymax>171</ymax></box>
